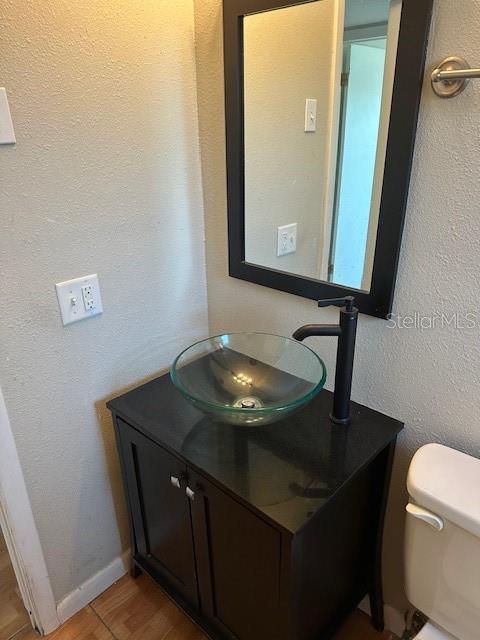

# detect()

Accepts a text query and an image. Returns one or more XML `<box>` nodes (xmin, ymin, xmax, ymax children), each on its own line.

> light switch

<box><xmin>0</xmin><ymin>89</ymin><xmax>16</xmax><ymax>145</ymax></box>
<box><xmin>55</xmin><ymin>274</ymin><xmax>103</xmax><ymax>326</ymax></box>
<box><xmin>304</xmin><ymin>98</ymin><xmax>317</xmax><ymax>133</ymax></box>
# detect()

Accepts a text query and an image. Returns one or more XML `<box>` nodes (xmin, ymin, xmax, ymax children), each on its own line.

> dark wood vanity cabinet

<box><xmin>118</xmin><ymin>419</ymin><xmax>281</xmax><ymax>640</ymax></box>
<box><xmin>109</xmin><ymin>374</ymin><xmax>402</xmax><ymax>640</ymax></box>
<box><xmin>190</xmin><ymin>467</ymin><xmax>283</xmax><ymax>640</ymax></box>
<box><xmin>117</xmin><ymin>421</ymin><xmax>198</xmax><ymax>608</ymax></box>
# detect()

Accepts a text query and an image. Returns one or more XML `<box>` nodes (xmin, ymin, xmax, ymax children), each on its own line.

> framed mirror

<box><xmin>223</xmin><ymin>0</ymin><xmax>433</xmax><ymax>318</ymax></box>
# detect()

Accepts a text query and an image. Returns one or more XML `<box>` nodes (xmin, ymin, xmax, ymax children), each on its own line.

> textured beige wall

<box><xmin>244</xmin><ymin>2</ymin><xmax>336</xmax><ymax>278</ymax></box>
<box><xmin>194</xmin><ymin>0</ymin><xmax>480</xmax><ymax>614</ymax></box>
<box><xmin>0</xmin><ymin>0</ymin><xmax>208</xmax><ymax>602</ymax></box>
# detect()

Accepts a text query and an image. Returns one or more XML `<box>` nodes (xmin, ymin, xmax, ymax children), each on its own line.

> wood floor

<box><xmin>4</xmin><ymin>568</ymin><xmax>397</xmax><ymax>640</ymax></box>
<box><xmin>0</xmin><ymin>529</ymin><xmax>31</xmax><ymax>640</ymax></box>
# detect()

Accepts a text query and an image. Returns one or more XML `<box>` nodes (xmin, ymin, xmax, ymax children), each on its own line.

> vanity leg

<box><xmin>130</xmin><ymin>561</ymin><xmax>142</xmax><ymax>579</ymax></box>
<box><xmin>368</xmin><ymin>439</ymin><xmax>396</xmax><ymax>632</ymax></box>
<box><xmin>112</xmin><ymin>415</ymin><xmax>143</xmax><ymax>581</ymax></box>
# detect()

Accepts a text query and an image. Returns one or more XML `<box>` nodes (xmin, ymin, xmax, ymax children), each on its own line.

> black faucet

<box><xmin>293</xmin><ymin>296</ymin><xmax>358</xmax><ymax>425</ymax></box>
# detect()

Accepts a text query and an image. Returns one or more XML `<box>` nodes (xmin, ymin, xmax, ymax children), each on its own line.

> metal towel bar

<box><xmin>432</xmin><ymin>56</ymin><xmax>480</xmax><ymax>97</ymax></box>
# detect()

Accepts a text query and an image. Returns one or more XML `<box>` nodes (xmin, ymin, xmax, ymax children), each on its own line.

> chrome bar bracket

<box><xmin>432</xmin><ymin>56</ymin><xmax>480</xmax><ymax>98</ymax></box>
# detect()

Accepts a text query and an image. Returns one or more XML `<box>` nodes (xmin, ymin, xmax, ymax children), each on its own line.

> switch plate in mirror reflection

<box><xmin>224</xmin><ymin>0</ymin><xmax>434</xmax><ymax>318</ymax></box>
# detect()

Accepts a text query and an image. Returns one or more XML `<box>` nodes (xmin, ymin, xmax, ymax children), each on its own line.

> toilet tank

<box><xmin>405</xmin><ymin>444</ymin><xmax>480</xmax><ymax>640</ymax></box>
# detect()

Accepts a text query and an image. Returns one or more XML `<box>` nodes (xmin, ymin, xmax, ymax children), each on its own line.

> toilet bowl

<box><xmin>405</xmin><ymin>444</ymin><xmax>480</xmax><ymax>640</ymax></box>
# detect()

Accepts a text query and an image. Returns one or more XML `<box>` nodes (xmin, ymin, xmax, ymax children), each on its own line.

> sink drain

<box><xmin>233</xmin><ymin>396</ymin><xmax>263</xmax><ymax>409</ymax></box>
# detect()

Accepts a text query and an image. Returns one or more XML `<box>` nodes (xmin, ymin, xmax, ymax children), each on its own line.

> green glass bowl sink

<box><xmin>170</xmin><ymin>333</ymin><xmax>327</xmax><ymax>426</ymax></box>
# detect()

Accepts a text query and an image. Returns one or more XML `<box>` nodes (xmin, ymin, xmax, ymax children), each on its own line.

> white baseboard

<box><xmin>57</xmin><ymin>550</ymin><xmax>130</xmax><ymax>624</ymax></box>
<box><xmin>358</xmin><ymin>596</ymin><xmax>405</xmax><ymax>637</ymax></box>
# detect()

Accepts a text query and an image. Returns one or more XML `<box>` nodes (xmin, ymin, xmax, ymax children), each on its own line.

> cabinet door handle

<box><xmin>186</xmin><ymin>486</ymin><xmax>195</xmax><ymax>501</ymax></box>
<box><xmin>170</xmin><ymin>476</ymin><xmax>181</xmax><ymax>489</ymax></box>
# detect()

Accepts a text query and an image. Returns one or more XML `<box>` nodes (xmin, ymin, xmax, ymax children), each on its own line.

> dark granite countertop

<box><xmin>108</xmin><ymin>373</ymin><xmax>403</xmax><ymax>535</ymax></box>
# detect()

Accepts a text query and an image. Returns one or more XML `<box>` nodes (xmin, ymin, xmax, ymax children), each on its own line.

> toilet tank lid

<box><xmin>407</xmin><ymin>443</ymin><xmax>480</xmax><ymax>538</ymax></box>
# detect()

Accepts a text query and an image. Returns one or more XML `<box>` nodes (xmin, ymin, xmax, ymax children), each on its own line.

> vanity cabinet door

<box><xmin>117</xmin><ymin>420</ymin><xmax>198</xmax><ymax>608</ymax></box>
<box><xmin>188</xmin><ymin>470</ymin><xmax>282</xmax><ymax>640</ymax></box>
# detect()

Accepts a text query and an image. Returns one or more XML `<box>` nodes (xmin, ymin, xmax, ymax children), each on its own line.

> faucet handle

<box><xmin>318</xmin><ymin>296</ymin><xmax>356</xmax><ymax>312</ymax></box>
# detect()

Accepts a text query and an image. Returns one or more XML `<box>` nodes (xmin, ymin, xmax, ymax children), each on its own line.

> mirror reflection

<box><xmin>243</xmin><ymin>0</ymin><xmax>401</xmax><ymax>291</ymax></box>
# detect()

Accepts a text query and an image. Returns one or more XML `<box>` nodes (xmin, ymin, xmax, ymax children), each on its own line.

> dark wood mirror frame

<box><xmin>223</xmin><ymin>0</ymin><xmax>433</xmax><ymax>319</ymax></box>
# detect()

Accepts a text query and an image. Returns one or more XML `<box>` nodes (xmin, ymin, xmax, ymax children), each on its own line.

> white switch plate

<box><xmin>304</xmin><ymin>98</ymin><xmax>317</xmax><ymax>133</ymax></box>
<box><xmin>0</xmin><ymin>88</ymin><xmax>16</xmax><ymax>145</ymax></box>
<box><xmin>55</xmin><ymin>274</ymin><xmax>103</xmax><ymax>326</ymax></box>
<box><xmin>277</xmin><ymin>223</ymin><xmax>298</xmax><ymax>257</ymax></box>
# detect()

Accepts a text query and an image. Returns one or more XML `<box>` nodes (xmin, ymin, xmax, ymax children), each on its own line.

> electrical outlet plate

<box><xmin>277</xmin><ymin>223</ymin><xmax>298</xmax><ymax>257</ymax></box>
<box><xmin>55</xmin><ymin>274</ymin><xmax>103</xmax><ymax>326</ymax></box>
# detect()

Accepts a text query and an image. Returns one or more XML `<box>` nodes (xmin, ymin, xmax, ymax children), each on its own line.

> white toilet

<box><xmin>405</xmin><ymin>443</ymin><xmax>480</xmax><ymax>640</ymax></box>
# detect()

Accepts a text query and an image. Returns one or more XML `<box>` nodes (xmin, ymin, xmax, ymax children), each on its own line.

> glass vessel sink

<box><xmin>170</xmin><ymin>333</ymin><xmax>327</xmax><ymax>426</ymax></box>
